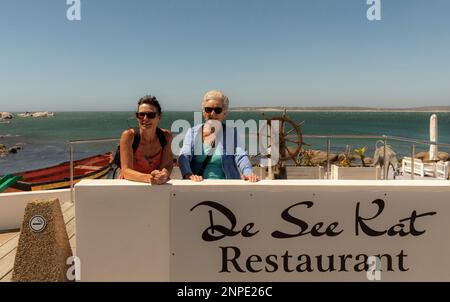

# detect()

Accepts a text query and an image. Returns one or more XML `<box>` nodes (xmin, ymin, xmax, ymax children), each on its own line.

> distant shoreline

<box><xmin>3</xmin><ymin>107</ymin><xmax>450</xmax><ymax>113</ymax></box>
<box><xmin>228</xmin><ymin>106</ymin><xmax>450</xmax><ymax>113</ymax></box>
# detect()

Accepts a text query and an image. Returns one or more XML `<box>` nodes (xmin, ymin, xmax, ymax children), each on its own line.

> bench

<box><xmin>402</xmin><ymin>157</ymin><xmax>425</xmax><ymax>177</ymax></box>
<box><xmin>436</xmin><ymin>161</ymin><xmax>450</xmax><ymax>180</ymax></box>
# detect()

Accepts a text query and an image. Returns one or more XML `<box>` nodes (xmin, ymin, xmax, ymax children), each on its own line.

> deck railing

<box><xmin>302</xmin><ymin>134</ymin><xmax>450</xmax><ymax>180</ymax></box>
<box><xmin>68</xmin><ymin>134</ymin><xmax>450</xmax><ymax>202</ymax></box>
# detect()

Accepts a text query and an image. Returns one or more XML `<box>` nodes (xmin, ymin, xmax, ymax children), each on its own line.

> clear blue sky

<box><xmin>1</xmin><ymin>0</ymin><xmax>449</xmax><ymax>111</ymax></box>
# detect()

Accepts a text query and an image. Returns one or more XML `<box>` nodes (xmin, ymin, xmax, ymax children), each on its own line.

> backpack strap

<box><xmin>132</xmin><ymin>127</ymin><xmax>166</xmax><ymax>152</ymax></box>
<box><xmin>156</xmin><ymin>127</ymin><xmax>167</xmax><ymax>148</ymax></box>
<box><xmin>131</xmin><ymin>127</ymin><xmax>141</xmax><ymax>153</ymax></box>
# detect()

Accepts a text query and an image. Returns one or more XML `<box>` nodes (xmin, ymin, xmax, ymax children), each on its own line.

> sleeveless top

<box><xmin>132</xmin><ymin>145</ymin><xmax>163</xmax><ymax>173</ymax></box>
<box><xmin>191</xmin><ymin>143</ymin><xmax>225</xmax><ymax>179</ymax></box>
<box><xmin>119</xmin><ymin>136</ymin><xmax>163</xmax><ymax>178</ymax></box>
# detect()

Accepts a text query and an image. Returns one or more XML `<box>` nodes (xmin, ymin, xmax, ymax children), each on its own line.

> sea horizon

<box><xmin>3</xmin><ymin>106</ymin><xmax>450</xmax><ymax>114</ymax></box>
<box><xmin>1</xmin><ymin>111</ymin><xmax>450</xmax><ymax>175</ymax></box>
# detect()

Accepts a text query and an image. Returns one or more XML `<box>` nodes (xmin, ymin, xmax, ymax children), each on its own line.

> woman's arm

<box><xmin>178</xmin><ymin>127</ymin><xmax>194</xmax><ymax>178</ymax></box>
<box><xmin>120</xmin><ymin>129</ymin><xmax>152</xmax><ymax>183</ymax></box>
<box><xmin>146</xmin><ymin>129</ymin><xmax>174</xmax><ymax>184</ymax></box>
<box><xmin>178</xmin><ymin>126</ymin><xmax>205</xmax><ymax>181</ymax></box>
<box><xmin>233</xmin><ymin>127</ymin><xmax>259</xmax><ymax>182</ymax></box>
<box><xmin>158</xmin><ymin>129</ymin><xmax>174</xmax><ymax>177</ymax></box>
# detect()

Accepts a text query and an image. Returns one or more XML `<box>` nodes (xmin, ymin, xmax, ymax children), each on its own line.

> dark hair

<box><xmin>137</xmin><ymin>95</ymin><xmax>162</xmax><ymax>115</ymax></box>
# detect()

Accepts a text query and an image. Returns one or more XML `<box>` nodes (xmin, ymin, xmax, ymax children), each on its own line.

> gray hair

<box><xmin>202</xmin><ymin>90</ymin><xmax>229</xmax><ymax>111</ymax></box>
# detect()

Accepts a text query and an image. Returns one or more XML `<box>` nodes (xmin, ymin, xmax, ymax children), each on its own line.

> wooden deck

<box><xmin>0</xmin><ymin>202</ymin><xmax>75</xmax><ymax>282</ymax></box>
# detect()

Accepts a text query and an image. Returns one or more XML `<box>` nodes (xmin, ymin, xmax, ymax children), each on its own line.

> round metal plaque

<box><xmin>29</xmin><ymin>215</ymin><xmax>46</xmax><ymax>233</ymax></box>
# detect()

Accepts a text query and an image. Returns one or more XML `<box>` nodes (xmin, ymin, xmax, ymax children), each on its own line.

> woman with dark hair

<box><xmin>119</xmin><ymin>95</ymin><xmax>173</xmax><ymax>184</ymax></box>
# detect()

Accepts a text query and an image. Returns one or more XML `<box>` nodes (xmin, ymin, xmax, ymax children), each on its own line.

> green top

<box><xmin>192</xmin><ymin>145</ymin><xmax>225</xmax><ymax>179</ymax></box>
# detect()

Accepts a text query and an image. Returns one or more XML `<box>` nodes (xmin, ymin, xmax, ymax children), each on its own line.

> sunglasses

<box><xmin>204</xmin><ymin>107</ymin><xmax>223</xmax><ymax>114</ymax></box>
<box><xmin>136</xmin><ymin>112</ymin><xmax>158</xmax><ymax>119</ymax></box>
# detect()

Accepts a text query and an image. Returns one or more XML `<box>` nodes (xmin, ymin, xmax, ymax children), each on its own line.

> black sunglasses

<box><xmin>204</xmin><ymin>107</ymin><xmax>223</xmax><ymax>114</ymax></box>
<box><xmin>136</xmin><ymin>112</ymin><xmax>158</xmax><ymax>119</ymax></box>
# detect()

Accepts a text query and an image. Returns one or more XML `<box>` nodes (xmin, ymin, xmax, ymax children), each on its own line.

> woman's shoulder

<box><xmin>120</xmin><ymin>128</ymin><xmax>135</xmax><ymax>141</ymax></box>
<box><xmin>158</xmin><ymin>128</ymin><xmax>173</xmax><ymax>140</ymax></box>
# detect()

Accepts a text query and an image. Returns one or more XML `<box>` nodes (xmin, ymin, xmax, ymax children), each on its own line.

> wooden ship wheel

<box><xmin>259</xmin><ymin>110</ymin><xmax>305</xmax><ymax>178</ymax></box>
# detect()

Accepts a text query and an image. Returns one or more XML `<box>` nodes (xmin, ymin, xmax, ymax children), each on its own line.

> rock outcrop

<box><xmin>309</xmin><ymin>150</ymin><xmax>338</xmax><ymax>165</ymax></box>
<box><xmin>0</xmin><ymin>112</ymin><xmax>14</xmax><ymax>119</ymax></box>
<box><xmin>0</xmin><ymin>144</ymin><xmax>6</xmax><ymax>157</ymax></box>
<box><xmin>0</xmin><ymin>143</ymin><xmax>24</xmax><ymax>157</ymax></box>
<box><xmin>415</xmin><ymin>151</ymin><xmax>449</xmax><ymax>162</ymax></box>
<box><xmin>17</xmin><ymin>111</ymin><xmax>55</xmax><ymax>118</ymax></box>
<box><xmin>32</xmin><ymin>111</ymin><xmax>55</xmax><ymax>117</ymax></box>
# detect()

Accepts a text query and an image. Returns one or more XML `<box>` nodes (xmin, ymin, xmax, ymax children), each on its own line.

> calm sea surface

<box><xmin>1</xmin><ymin>111</ymin><xmax>450</xmax><ymax>174</ymax></box>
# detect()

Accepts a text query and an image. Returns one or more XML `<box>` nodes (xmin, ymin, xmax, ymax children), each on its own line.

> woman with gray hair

<box><xmin>178</xmin><ymin>90</ymin><xmax>259</xmax><ymax>182</ymax></box>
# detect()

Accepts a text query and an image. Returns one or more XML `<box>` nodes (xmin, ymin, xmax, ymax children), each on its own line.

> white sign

<box><xmin>170</xmin><ymin>187</ymin><xmax>446</xmax><ymax>281</ymax></box>
<box><xmin>29</xmin><ymin>215</ymin><xmax>46</xmax><ymax>233</ymax></box>
<box><xmin>75</xmin><ymin>179</ymin><xmax>450</xmax><ymax>281</ymax></box>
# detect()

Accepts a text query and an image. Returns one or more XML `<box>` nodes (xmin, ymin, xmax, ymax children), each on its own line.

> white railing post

<box><xmin>70</xmin><ymin>143</ymin><xmax>74</xmax><ymax>203</ymax></box>
<box><xmin>411</xmin><ymin>144</ymin><xmax>415</xmax><ymax>180</ymax></box>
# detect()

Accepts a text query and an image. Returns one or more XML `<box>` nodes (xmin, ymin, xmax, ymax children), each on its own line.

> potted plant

<box><xmin>331</xmin><ymin>146</ymin><xmax>380</xmax><ymax>180</ymax></box>
<box><xmin>354</xmin><ymin>146</ymin><xmax>367</xmax><ymax>167</ymax></box>
<box><xmin>286</xmin><ymin>149</ymin><xmax>324</xmax><ymax>179</ymax></box>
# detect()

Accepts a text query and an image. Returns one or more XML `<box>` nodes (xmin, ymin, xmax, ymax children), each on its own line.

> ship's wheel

<box><xmin>259</xmin><ymin>112</ymin><xmax>304</xmax><ymax>163</ymax></box>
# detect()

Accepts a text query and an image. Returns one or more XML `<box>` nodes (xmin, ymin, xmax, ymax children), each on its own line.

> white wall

<box><xmin>0</xmin><ymin>189</ymin><xmax>70</xmax><ymax>230</ymax></box>
<box><xmin>75</xmin><ymin>180</ymin><xmax>171</xmax><ymax>281</ymax></box>
<box><xmin>75</xmin><ymin>179</ymin><xmax>450</xmax><ymax>281</ymax></box>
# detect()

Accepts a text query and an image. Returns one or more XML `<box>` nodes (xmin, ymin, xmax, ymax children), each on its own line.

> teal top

<box><xmin>192</xmin><ymin>144</ymin><xmax>225</xmax><ymax>179</ymax></box>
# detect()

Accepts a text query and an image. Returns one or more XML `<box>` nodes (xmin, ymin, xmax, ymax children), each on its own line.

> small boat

<box><xmin>2</xmin><ymin>152</ymin><xmax>113</xmax><ymax>192</ymax></box>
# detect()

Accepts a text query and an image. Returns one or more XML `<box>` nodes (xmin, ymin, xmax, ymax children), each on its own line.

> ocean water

<box><xmin>1</xmin><ymin>111</ymin><xmax>450</xmax><ymax>175</ymax></box>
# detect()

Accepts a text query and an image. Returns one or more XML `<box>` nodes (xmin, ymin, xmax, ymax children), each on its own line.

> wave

<box><xmin>0</xmin><ymin>134</ymin><xmax>20</xmax><ymax>138</ymax></box>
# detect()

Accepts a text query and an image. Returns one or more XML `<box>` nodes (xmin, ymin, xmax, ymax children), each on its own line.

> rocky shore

<box><xmin>293</xmin><ymin>149</ymin><xmax>449</xmax><ymax>167</ymax></box>
<box><xmin>1</xmin><ymin>111</ymin><xmax>55</xmax><ymax>119</ymax></box>
<box><xmin>0</xmin><ymin>143</ymin><xmax>25</xmax><ymax>158</ymax></box>
<box><xmin>17</xmin><ymin>112</ymin><xmax>55</xmax><ymax>118</ymax></box>
<box><xmin>229</xmin><ymin>106</ymin><xmax>450</xmax><ymax>112</ymax></box>
<box><xmin>0</xmin><ymin>112</ymin><xmax>14</xmax><ymax>119</ymax></box>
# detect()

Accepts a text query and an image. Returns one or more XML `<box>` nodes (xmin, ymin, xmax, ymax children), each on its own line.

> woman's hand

<box><xmin>244</xmin><ymin>173</ymin><xmax>259</xmax><ymax>182</ymax></box>
<box><xmin>189</xmin><ymin>174</ymin><xmax>203</xmax><ymax>182</ymax></box>
<box><xmin>182</xmin><ymin>173</ymin><xmax>203</xmax><ymax>182</ymax></box>
<box><xmin>149</xmin><ymin>169</ymin><xmax>169</xmax><ymax>185</ymax></box>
